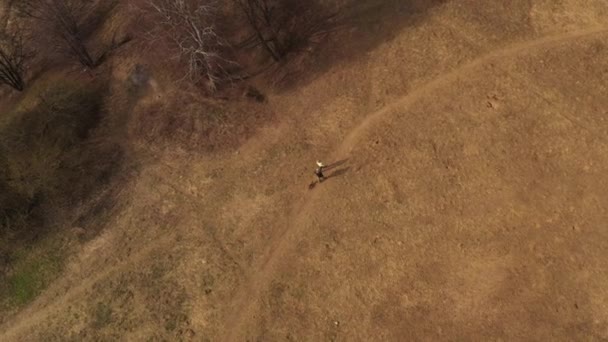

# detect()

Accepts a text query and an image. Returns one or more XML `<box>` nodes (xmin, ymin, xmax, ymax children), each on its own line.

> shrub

<box><xmin>0</xmin><ymin>80</ymin><xmax>105</xmax><ymax>237</ymax></box>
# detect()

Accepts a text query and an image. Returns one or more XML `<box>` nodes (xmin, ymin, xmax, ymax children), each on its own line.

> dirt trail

<box><xmin>223</xmin><ymin>26</ymin><xmax>608</xmax><ymax>341</ymax></box>
<box><xmin>1</xmin><ymin>24</ymin><xmax>606</xmax><ymax>341</ymax></box>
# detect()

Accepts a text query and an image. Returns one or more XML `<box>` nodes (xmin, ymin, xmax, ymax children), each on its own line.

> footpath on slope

<box><xmin>1</xmin><ymin>25</ymin><xmax>607</xmax><ymax>341</ymax></box>
<box><xmin>223</xmin><ymin>26</ymin><xmax>608</xmax><ymax>342</ymax></box>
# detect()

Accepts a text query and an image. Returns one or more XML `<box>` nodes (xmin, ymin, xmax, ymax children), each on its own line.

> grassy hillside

<box><xmin>1</xmin><ymin>0</ymin><xmax>608</xmax><ymax>341</ymax></box>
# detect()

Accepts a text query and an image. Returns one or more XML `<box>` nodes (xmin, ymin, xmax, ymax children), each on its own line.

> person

<box><xmin>314</xmin><ymin>160</ymin><xmax>325</xmax><ymax>182</ymax></box>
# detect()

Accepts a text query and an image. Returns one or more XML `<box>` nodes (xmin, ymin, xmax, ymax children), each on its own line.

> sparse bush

<box><xmin>234</xmin><ymin>0</ymin><xmax>334</xmax><ymax>62</ymax></box>
<box><xmin>1</xmin><ymin>82</ymin><xmax>102</xmax><ymax>199</ymax></box>
<box><xmin>16</xmin><ymin>0</ymin><xmax>104</xmax><ymax>68</ymax></box>
<box><xmin>0</xmin><ymin>76</ymin><xmax>127</xmax><ymax>315</ymax></box>
<box><xmin>0</xmin><ymin>28</ymin><xmax>30</xmax><ymax>91</ymax></box>
<box><xmin>0</xmin><ymin>80</ymin><xmax>108</xmax><ymax>239</ymax></box>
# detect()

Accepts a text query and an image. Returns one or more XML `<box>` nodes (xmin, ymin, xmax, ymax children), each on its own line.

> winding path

<box><xmin>223</xmin><ymin>26</ymin><xmax>608</xmax><ymax>341</ymax></box>
<box><xmin>1</xmin><ymin>25</ymin><xmax>607</xmax><ymax>342</ymax></box>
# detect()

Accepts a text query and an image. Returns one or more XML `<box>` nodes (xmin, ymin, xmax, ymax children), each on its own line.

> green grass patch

<box><xmin>10</xmin><ymin>260</ymin><xmax>48</xmax><ymax>305</ymax></box>
<box><xmin>2</xmin><ymin>236</ymin><xmax>65</xmax><ymax>308</ymax></box>
<box><xmin>0</xmin><ymin>78</ymin><xmax>99</xmax><ymax>315</ymax></box>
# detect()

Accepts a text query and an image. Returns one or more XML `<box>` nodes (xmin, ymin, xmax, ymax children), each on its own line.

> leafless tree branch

<box><xmin>234</xmin><ymin>0</ymin><xmax>337</xmax><ymax>62</ymax></box>
<box><xmin>140</xmin><ymin>0</ymin><xmax>238</xmax><ymax>91</ymax></box>
<box><xmin>0</xmin><ymin>28</ymin><xmax>31</xmax><ymax>91</ymax></box>
<box><xmin>16</xmin><ymin>0</ymin><xmax>97</xmax><ymax>68</ymax></box>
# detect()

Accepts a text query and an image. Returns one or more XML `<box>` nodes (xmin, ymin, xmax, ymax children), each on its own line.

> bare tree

<box><xmin>234</xmin><ymin>0</ymin><xmax>283</xmax><ymax>61</ymax></box>
<box><xmin>0</xmin><ymin>29</ymin><xmax>29</xmax><ymax>91</ymax></box>
<box><xmin>141</xmin><ymin>0</ymin><xmax>234</xmax><ymax>90</ymax></box>
<box><xmin>16</xmin><ymin>0</ymin><xmax>96</xmax><ymax>68</ymax></box>
<box><xmin>234</xmin><ymin>0</ymin><xmax>334</xmax><ymax>62</ymax></box>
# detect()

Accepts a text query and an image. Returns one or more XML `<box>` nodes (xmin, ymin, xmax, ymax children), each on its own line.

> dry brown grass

<box><xmin>129</xmin><ymin>84</ymin><xmax>274</xmax><ymax>152</ymax></box>
<box><xmin>3</xmin><ymin>1</ymin><xmax>608</xmax><ymax>341</ymax></box>
<box><xmin>0</xmin><ymin>70</ymin><xmax>134</xmax><ymax>317</ymax></box>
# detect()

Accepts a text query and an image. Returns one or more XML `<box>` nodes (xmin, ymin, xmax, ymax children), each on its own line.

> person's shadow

<box><xmin>324</xmin><ymin>158</ymin><xmax>349</xmax><ymax>172</ymax></box>
<box><xmin>308</xmin><ymin>159</ymin><xmax>350</xmax><ymax>189</ymax></box>
<box><xmin>326</xmin><ymin>166</ymin><xmax>350</xmax><ymax>179</ymax></box>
